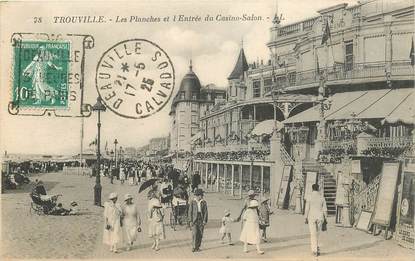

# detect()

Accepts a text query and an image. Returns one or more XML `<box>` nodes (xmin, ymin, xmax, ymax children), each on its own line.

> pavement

<box><xmin>1</xmin><ymin>171</ymin><xmax>413</xmax><ymax>260</ymax></box>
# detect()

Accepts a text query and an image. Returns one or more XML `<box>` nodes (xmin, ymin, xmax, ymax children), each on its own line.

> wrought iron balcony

<box><xmin>273</xmin><ymin>61</ymin><xmax>414</xmax><ymax>90</ymax></box>
<box><xmin>193</xmin><ymin>142</ymin><xmax>271</xmax><ymax>161</ymax></box>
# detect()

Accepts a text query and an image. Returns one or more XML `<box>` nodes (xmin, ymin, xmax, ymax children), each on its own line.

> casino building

<box><xmin>170</xmin><ymin>0</ymin><xmax>414</xmax><ymax>244</ymax></box>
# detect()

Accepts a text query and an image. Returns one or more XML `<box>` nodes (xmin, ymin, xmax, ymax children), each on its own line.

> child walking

<box><xmin>219</xmin><ymin>209</ymin><xmax>235</xmax><ymax>245</ymax></box>
<box><xmin>148</xmin><ymin>198</ymin><xmax>165</xmax><ymax>251</ymax></box>
<box><xmin>259</xmin><ymin>197</ymin><xmax>273</xmax><ymax>242</ymax></box>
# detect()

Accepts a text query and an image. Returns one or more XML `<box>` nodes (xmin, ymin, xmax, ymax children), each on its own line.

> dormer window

<box><xmin>180</xmin><ymin>91</ymin><xmax>186</xmax><ymax>99</ymax></box>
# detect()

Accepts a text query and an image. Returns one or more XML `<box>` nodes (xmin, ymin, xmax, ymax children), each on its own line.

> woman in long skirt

<box><xmin>122</xmin><ymin>194</ymin><xmax>141</xmax><ymax>250</ymax></box>
<box><xmin>148</xmin><ymin>198</ymin><xmax>165</xmax><ymax>251</ymax></box>
<box><xmin>239</xmin><ymin>200</ymin><xmax>264</xmax><ymax>255</ymax></box>
<box><xmin>103</xmin><ymin>193</ymin><xmax>123</xmax><ymax>253</ymax></box>
<box><xmin>128</xmin><ymin>169</ymin><xmax>135</xmax><ymax>185</ymax></box>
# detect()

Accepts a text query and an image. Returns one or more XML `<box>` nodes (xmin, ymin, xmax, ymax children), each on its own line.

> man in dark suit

<box><xmin>191</xmin><ymin>171</ymin><xmax>201</xmax><ymax>192</ymax></box>
<box><xmin>188</xmin><ymin>188</ymin><xmax>208</xmax><ymax>252</ymax></box>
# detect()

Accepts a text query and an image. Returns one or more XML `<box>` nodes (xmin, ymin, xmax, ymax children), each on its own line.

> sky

<box><xmin>0</xmin><ymin>0</ymin><xmax>358</xmax><ymax>155</ymax></box>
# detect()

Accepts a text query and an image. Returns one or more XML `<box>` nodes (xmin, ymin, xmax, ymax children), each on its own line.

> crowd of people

<box><xmin>101</xmin><ymin>159</ymin><xmax>328</xmax><ymax>257</ymax></box>
<box><xmin>3</xmin><ymin>156</ymin><xmax>328</xmax><ymax>257</ymax></box>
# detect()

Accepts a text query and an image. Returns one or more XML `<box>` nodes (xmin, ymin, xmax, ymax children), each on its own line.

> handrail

<box><xmin>352</xmin><ymin>174</ymin><xmax>382</xmax><ymax>220</ymax></box>
<box><xmin>280</xmin><ymin>146</ymin><xmax>294</xmax><ymax>166</ymax></box>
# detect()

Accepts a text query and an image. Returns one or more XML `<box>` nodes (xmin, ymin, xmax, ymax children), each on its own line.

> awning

<box><xmin>283</xmin><ymin>88</ymin><xmax>414</xmax><ymax>124</ymax></box>
<box><xmin>250</xmin><ymin>120</ymin><xmax>283</xmax><ymax>136</ymax></box>
<box><xmin>381</xmin><ymin>90</ymin><xmax>414</xmax><ymax>125</ymax></box>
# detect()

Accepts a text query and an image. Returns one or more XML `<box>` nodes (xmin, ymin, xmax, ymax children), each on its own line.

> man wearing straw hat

<box><xmin>103</xmin><ymin>192</ymin><xmax>123</xmax><ymax>253</ymax></box>
<box><xmin>188</xmin><ymin>188</ymin><xmax>208</xmax><ymax>252</ymax></box>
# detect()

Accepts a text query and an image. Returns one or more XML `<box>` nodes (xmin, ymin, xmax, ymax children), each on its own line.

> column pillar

<box><xmin>260</xmin><ymin>165</ymin><xmax>264</xmax><ymax>197</ymax></box>
<box><xmin>224</xmin><ymin>164</ymin><xmax>228</xmax><ymax>194</ymax></box>
<box><xmin>216</xmin><ymin>163</ymin><xmax>220</xmax><ymax>192</ymax></box>
<box><xmin>249</xmin><ymin>164</ymin><xmax>253</xmax><ymax>189</ymax></box>
<box><xmin>205</xmin><ymin>162</ymin><xmax>209</xmax><ymax>190</ymax></box>
<box><xmin>239</xmin><ymin>164</ymin><xmax>243</xmax><ymax>199</ymax></box>
<box><xmin>270</xmin><ymin>131</ymin><xmax>284</xmax><ymax>207</ymax></box>
<box><xmin>231</xmin><ymin>164</ymin><xmax>235</xmax><ymax>196</ymax></box>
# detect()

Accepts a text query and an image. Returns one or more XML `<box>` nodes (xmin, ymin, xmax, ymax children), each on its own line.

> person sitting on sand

<box><xmin>50</xmin><ymin>203</ymin><xmax>70</xmax><ymax>216</ymax></box>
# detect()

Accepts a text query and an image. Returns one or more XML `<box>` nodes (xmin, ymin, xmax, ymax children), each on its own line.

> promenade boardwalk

<box><xmin>1</xmin><ymin>172</ymin><xmax>413</xmax><ymax>260</ymax></box>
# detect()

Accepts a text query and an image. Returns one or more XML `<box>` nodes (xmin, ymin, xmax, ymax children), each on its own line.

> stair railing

<box><xmin>351</xmin><ymin>174</ymin><xmax>382</xmax><ymax>221</ymax></box>
<box><xmin>280</xmin><ymin>146</ymin><xmax>294</xmax><ymax>166</ymax></box>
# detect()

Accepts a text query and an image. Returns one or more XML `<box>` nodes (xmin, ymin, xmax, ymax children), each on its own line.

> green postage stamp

<box><xmin>12</xmin><ymin>40</ymin><xmax>70</xmax><ymax>108</ymax></box>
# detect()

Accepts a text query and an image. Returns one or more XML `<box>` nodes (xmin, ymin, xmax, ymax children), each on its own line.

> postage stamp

<box><xmin>95</xmin><ymin>39</ymin><xmax>175</xmax><ymax>119</ymax></box>
<box><xmin>12</xmin><ymin>40</ymin><xmax>70</xmax><ymax>108</ymax></box>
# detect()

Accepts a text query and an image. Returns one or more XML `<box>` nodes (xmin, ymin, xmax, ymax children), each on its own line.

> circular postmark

<box><xmin>95</xmin><ymin>39</ymin><xmax>175</xmax><ymax>119</ymax></box>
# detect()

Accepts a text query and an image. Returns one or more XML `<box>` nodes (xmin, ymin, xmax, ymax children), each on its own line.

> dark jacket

<box><xmin>192</xmin><ymin>174</ymin><xmax>201</xmax><ymax>186</ymax></box>
<box><xmin>188</xmin><ymin>199</ymin><xmax>208</xmax><ymax>224</ymax></box>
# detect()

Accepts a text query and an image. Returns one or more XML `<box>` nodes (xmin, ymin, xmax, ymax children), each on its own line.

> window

<box><xmin>288</xmin><ymin>72</ymin><xmax>296</xmax><ymax>86</ymax></box>
<box><xmin>252</xmin><ymin>80</ymin><xmax>261</xmax><ymax>98</ymax></box>
<box><xmin>345</xmin><ymin>41</ymin><xmax>353</xmax><ymax>71</ymax></box>
<box><xmin>192</xmin><ymin>92</ymin><xmax>198</xmax><ymax>100</ymax></box>
<box><xmin>191</xmin><ymin>103</ymin><xmax>198</xmax><ymax>112</ymax></box>
<box><xmin>276</xmin><ymin>76</ymin><xmax>286</xmax><ymax>88</ymax></box>
<box><xmin>263</xmin><ymin>78</ymin><xmax>272</xmax><ymax>94</ymax></box>
<box><xmin>179</xmin><ymin>127</ymin><xmax>186</xmax><ymax>136</ymax></box>
<box><xmin>179</xmin><ymin>91</ymin><xmax>185</xmax><ymax>99</ymax></box>
<box><xmin>191</xmin><ymin>115</ymin><xmax>198</xmax><ymax>124</ymax></box>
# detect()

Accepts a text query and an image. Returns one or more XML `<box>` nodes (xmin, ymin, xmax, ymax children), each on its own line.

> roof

<box><xmin>283</xmin><ymin>88</ymin><xmax>414</xmax><ymax>124</ymax></box>
<box><xmin>228</xmin><ymin>48</ymin><xmax>249</xmax><ymax>80</ymax></box>
<box><xmin>170</xmin><ymin>61</ymin><xmax>202</xmax><ymax>112</ymax></box>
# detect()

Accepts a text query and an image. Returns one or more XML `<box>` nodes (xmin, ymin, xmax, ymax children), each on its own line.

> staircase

<box><xmin>302</xmin><ymin>159</ymin><xmax>328</xmax><ymax>173</ymax></box>
<box><xmin>302</xmin><ymin>160</ymin><xmax>336</xmax><ymax>216</ymax></box>
<box><xmin>322</xmin><ymin>173</ymin><xmax>337</xmax><ymax>216</ymax></box>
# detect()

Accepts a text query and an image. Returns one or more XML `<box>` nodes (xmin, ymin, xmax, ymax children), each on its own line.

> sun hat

<box><xmin>194</xmin><ymin>188</ymin><xmax>204</xmax><ymax>196</ymax></box>
<box><xmin>70</xmin><ymin>201</ymin><xmax>78</xmax><ymax>207</ymax></box>
<box><xmin>248</xmin><ymin>200</ymin><xmax>259</xmax><ymax>208</ymax></box>
<box><xmin>224</xmin><ymin>209</ymin><xmax>231</xmax><ymax>216</ymax></box>
<box><xmin>248</xmin><ymin>190</ymin><xmax>256</xmax><ymax>196</ymax></box>
<box><xmin>124</xmin><ymin>194</ymin><xmax>133</xmax><ymax>201</ymax></box>
<box><xmin>108</xmin><ymin>192</ymin><xmax>118</xmax><ymax>200</ymax></box>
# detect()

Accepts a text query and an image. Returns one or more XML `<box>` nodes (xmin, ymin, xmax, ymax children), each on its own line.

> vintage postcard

<box><xmin>0</xmin><ymin>0</ymin><xmax>414</xmax><ymax>260</ymax></box>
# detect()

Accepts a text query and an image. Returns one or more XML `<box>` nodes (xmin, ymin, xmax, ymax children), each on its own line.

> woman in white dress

<box><xmin>122</xmin><ymin>194</ymin><xmax>141</xmax><ymax>251</ymax></box>
<box><xmin>239</xmin><ymin>200</ymin><xmax>264</xmax><ymax>255</ymax></box>
<box><xmin>103</xmin><ymin>192</ymin><xmax>123</xmax><ymax>253</ymax></box>
<box><xmin>147</xmin><ymin>198</ymin><xmax>165</xmax><ymax>251</ymax></box>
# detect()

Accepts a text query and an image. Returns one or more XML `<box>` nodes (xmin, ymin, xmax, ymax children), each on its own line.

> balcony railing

<box><xmin>320</xmin><ymin>136</ymin><xmax>414</xmax><ymax>161</ymax></box>
<box><xmin>364</xmin><ymin>136</ymin><xmax>413</xmax><ymax>149</ymax></box>
<box><xmin>194</xmin><ymin>142</ymin><xmax>270</xmax><ymax>154</ymax></box>
<box><xmin>321</xmin><ymin>139</ymin><xmax>357</xmax><ymax>151</ymax></box>
<box><xmin>193</xmin><ymin>142</ymin><xmax>271</xmax><ymax>162</ymax></box>
<box><xmin>273</xmin><ymin>61</ymin><xmax>414</xmax><ymax>90</ymax></box>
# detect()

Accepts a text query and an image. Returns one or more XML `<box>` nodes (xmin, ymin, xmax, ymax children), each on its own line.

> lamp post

<box><xmin>114</xmin><ymin>139</ymin><xmax>118</xmax><ymax>168</ymax></box>
<box><xmin>119</xmin><ymin>146</ymin><xmax>123</xmax><ymax>164</ymax></box>
<box><xmin>92</xmin><ymin>97</ymin><xmax>106</xmax><ymax>206</ymax></box>
<box><xmin>110</xmin><ymin>150</ymin><xmax>114</xmax><ymax>163</ymax></box>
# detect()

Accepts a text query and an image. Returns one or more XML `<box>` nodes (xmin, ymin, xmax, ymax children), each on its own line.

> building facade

<box><xmin>169</xmin><ymin>62</ymin><xmax>227</xmax><ymax>155</ymax></box>
<box><xmin>185</xmin><ymin>0</ymin><xmax>414</xmax><ymax>221</ymax></box>
<box><xmin>148</xmin><ymin>136</ymin><xmax>170</xmax><ymax>155</ymax></box>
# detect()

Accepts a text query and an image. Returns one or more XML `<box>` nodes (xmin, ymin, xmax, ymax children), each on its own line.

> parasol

<box><xmin>138</xmin><ymin>178</ymin><xmax>158</xmax><ymax>193</ymax></box>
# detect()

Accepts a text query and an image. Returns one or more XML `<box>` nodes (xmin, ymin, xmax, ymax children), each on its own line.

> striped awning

<box><xmin>283</xmin><ymin>88</ymin><xmax>414</xmax><ymax>124</ymax></box>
